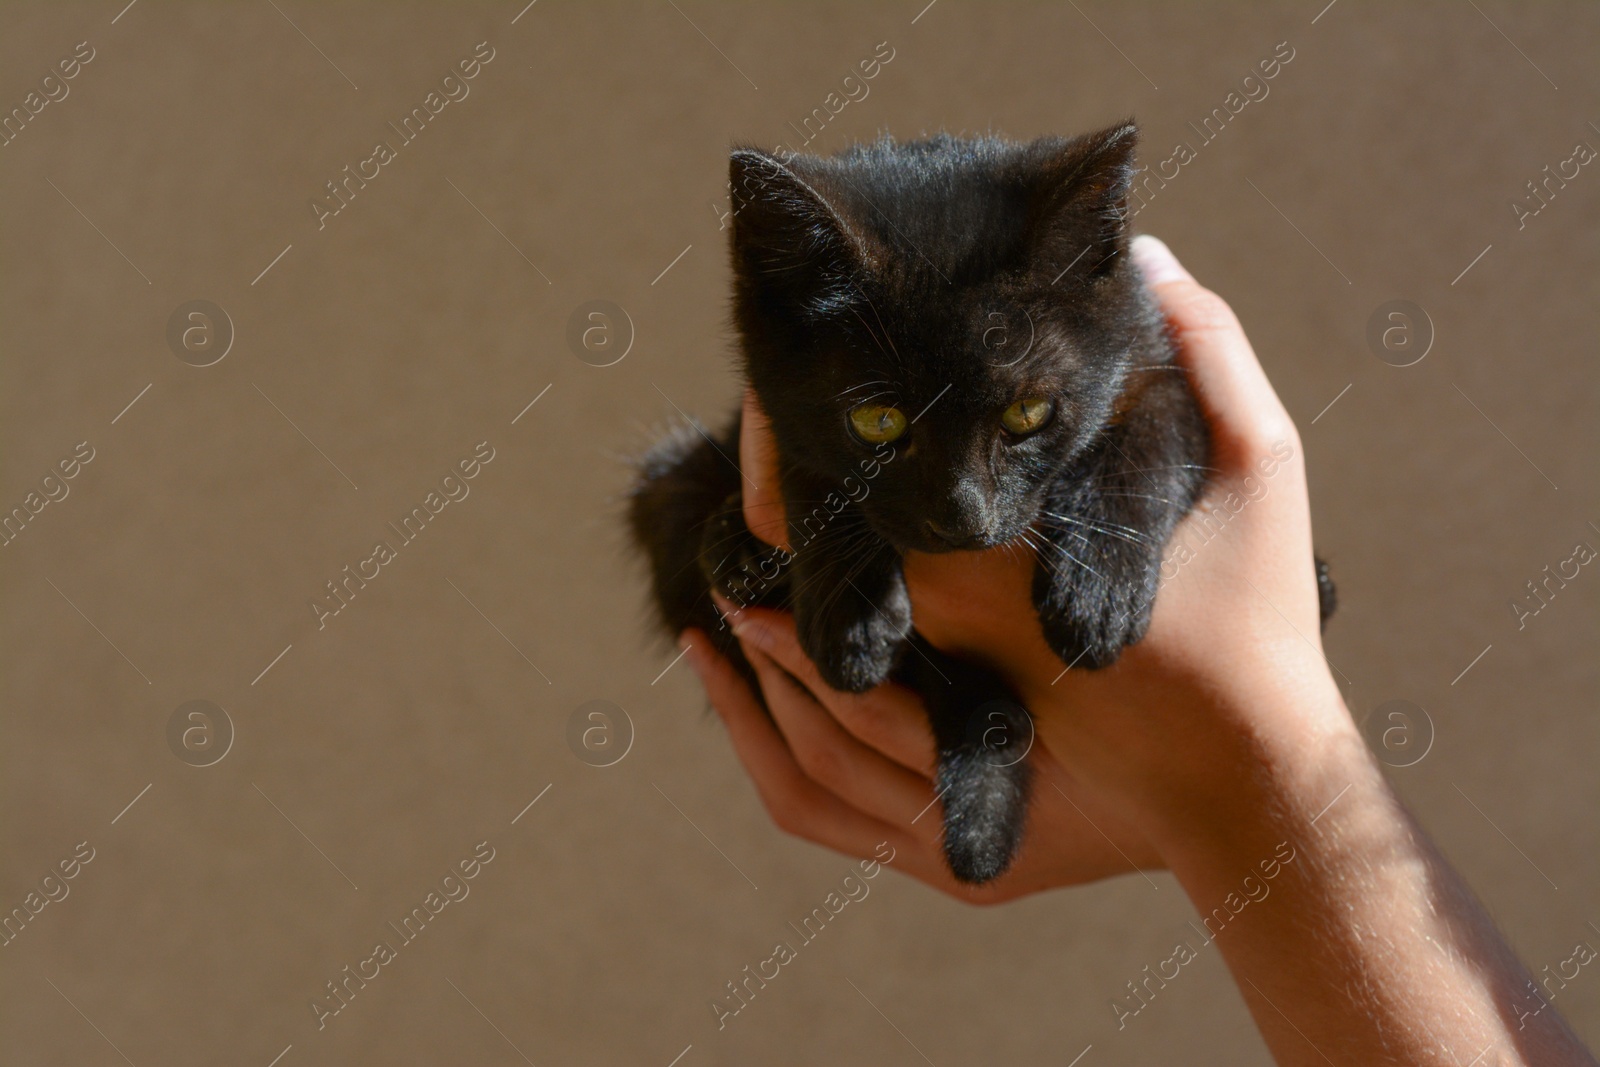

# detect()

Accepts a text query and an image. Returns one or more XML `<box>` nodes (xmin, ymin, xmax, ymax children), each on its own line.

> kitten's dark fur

<box><xmin>629</xmin><ymin>122</ymin><xmax>1336</xmax><ymax>885</ymax></box>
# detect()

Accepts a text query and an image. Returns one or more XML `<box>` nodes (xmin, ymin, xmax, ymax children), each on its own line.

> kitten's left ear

<box><xmin>1024</xmin><ymin>122</ymin><xmax>1140</xmax><ymax>280</ymax></box>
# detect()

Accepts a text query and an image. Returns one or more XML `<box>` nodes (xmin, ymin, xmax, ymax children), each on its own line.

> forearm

<box><xmin>1151</xmin><ymin>689</ymin><xmax>1594</xmax><ymax>1067</ymax></box>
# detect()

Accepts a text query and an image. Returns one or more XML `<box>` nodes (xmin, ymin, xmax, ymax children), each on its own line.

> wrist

<box><xmin>1138</xmin><ymin>672</ymin><xmax>1369</xmax><ymax>868</ymax></box>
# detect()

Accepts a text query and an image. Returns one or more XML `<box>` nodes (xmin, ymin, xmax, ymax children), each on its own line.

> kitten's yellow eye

<box><xmin>848</xmin><ymin>404</ymin><xmax>908</xmax><ymax>444</ymax></box>
<box><xmin>1001</xmin><ymin>396</ymin><xmax>1054</xmax><ymax>435</ymax></box>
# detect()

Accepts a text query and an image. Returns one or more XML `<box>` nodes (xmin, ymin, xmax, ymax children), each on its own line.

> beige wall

<box><xmin>2</xmin><ymin>2</ymin><xmax>1596</xmax><ymax>1064</ymax></box>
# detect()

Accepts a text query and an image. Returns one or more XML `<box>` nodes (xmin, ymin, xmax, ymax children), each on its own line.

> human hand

<box><xmin>686</xmin><ymin>592</ymin><xmax>1163</xmax><ymax>903</ymax></box>
<box><xmin>680</xmin><ymin>234</ymin><xmax>1353</xmax><ymax>897</ymax></box>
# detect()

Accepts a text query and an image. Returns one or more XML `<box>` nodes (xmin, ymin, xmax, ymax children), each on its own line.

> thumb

<box><xmin>1130</xmin><ymin>234</ymin><xmax>1299</xmax><ymax>470</ymax></box>
<box><xmin>740</xmin><ymin>389</ymin><xmax>790</xmax><ymax>549</ymax></box>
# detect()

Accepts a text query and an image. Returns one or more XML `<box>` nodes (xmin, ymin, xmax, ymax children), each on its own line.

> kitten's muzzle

<box><xmin>923</xmin><ymin>518</ymin><xmax>988</xmax><ymax>550</ymax></box>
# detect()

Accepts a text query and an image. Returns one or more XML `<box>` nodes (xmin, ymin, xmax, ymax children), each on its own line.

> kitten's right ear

<box><xmin>728</xmin><ymin>149</ymin><xmax>868</xmax><ymax>317</ymax></box>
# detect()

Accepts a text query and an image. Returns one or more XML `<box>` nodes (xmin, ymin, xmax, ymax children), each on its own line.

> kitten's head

<box><xmin>729</xmin><ymin>122</ymin><xmax>1156</xmax><ymax>553</ymax></box>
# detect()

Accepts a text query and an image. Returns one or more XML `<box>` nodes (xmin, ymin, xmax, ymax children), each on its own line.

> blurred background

<box><xmin>2</xmin><ymin>2</ymin><xmax>1596</xmax><ymax>1064</ymax></box>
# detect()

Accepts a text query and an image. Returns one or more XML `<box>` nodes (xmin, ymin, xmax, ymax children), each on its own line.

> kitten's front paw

<box><xmin>1036</xmin><ymin>572</ymin><xmax>1155</xmax><ymax>671</ymax></box>
<box><xmin>797</xmin><ymin>593</ymin><xmax>910</xmax><ymax>694</ymax></box>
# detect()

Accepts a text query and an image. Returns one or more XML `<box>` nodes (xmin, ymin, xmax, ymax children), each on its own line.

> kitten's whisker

<box><xmin>1040</xmin><ymin>511</ymin><xmax>1155</xmax><ymax>547</ymax></box>
<box><xmin>833</xmin><ymin>378</ymin><xmax>890</xmax><ymax>400</ymax></box>
<box><xmin>1043</xmin><ymin>510</ymin><xmax>1131</xmax><ymax>532</ymax></box>
<box><xmin>805</xmin><ymin>535</ymin><xmax>891</xmax><ymax>624</ymax></box>
<box><xmin>791</xmin><ymin>530</ymin><xmax>870</xmax><ymax>560</ymax></box>
<box><xmin>1016</xmin><ymin>530</ymin><xmax>1055</xmax><ymax>565</ymax></box>
<box><xmin>862</xmin><ymin>294</ymin><xmax>903</xmax><ymax>363</ymax></box>
<box><xmin>1025</xmin><ymin>525</ymin><xmax>1105</xmax><ymax>578</ymax></box>
<box><xmin>848</xmin><ymin>306</ymin><xmax>897</xmax><ymax>363</ymax></box>
<box><xmin>1035</xmin><ymin>520</ymin><xmax>1098</xmax><ymax>550</ymax></box>
<box><xmin>1026</xmin><ymin>540</ymin><xmax>1072</xmax><ymax>581</ymax></box>
<box><xmin>1053</xmin><ymin>545</ymin><xmax>1102</xmax><ymax>578</ymax></box>
<box><xmin>841</xmin><ymin>391</ymin><xmax>894</xmax><ymax>409</ymax></box>
<box><xmin>1094</xmin><ymin>491</ymin><xmax>1182</xmax><ymax>507</ymax></box>
<box><xmin>710</xmin><ymin>521</ymin><xmax>876</xmax><ymax>614</ymax></box>
<box><xmin>1091</xmin><ymin>463</ymin><xmax>1218</xmax><ymax>479</ymax></box>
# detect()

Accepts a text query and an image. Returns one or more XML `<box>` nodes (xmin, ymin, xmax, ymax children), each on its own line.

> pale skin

<box><xmin>678</xmin><ymin>235</ymin><xmax>1597</xmax><ymax>1066</ymax></box>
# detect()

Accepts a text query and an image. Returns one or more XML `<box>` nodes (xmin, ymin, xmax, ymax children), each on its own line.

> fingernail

<box><xmin>735</xmin><ymin>618</ymin><xmax>769</xmax><ymax>650</ymax></box>
<box><xmin>710</xmin><ymin>590</ymin><xmax>764</xmax><ymax>635</ymax></box>
<box><xmin>1130</xmin><ymin>234</ymin><xmax>1192</xmax><ymax>286</ymax></box>
<box><xmin>717</xmin><ymin>606</ymin><xmax>768</xmax><ymax>649</ymax></box>
<box><xmin>708</xmin><ymin>596</ymin><xmax>742</xmax><ymax>636</ymax></box>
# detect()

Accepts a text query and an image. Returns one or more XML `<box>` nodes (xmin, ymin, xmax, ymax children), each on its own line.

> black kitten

<box><xmin>630</xmin><ymin>122</ymin><xmax>1335</xmax><ymax>884</ymax></box>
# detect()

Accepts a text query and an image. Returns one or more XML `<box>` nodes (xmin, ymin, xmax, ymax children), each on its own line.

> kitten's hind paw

<box><xmin>939</xmin><ymin>729</ymin><xmax>1032</xmax><ymax>885</ymax></box>
<box><xmin>697</xmin><ymin>491</ymin><xmax>786</xmax><ymax>610</ymax></box>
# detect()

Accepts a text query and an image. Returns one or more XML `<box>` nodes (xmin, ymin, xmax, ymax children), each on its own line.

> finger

<box><xmin>1130</xmin><ymin>235</ymin><xmax>1300</xmax><ymax>470</ymax></box>
<box><xmin>740</xmin><ymin>389</ymin><xmax>790</xmax><ymax>550</ymax></box>
<box><xmin>685</xmin><ymin>633</ymin><xmax>1033</xmax><ymax>902</ymax></box>
<box><xmin>741</xmin><ymin>642</ymin><xmax>935</xmax><ymax>827</ymax></box>
<box><xmin>900</xmin><ymin>545</ymin><xmax>1057</xmax><ymax>684</ymax></box>
<box><xmin>681</xmin><ymin>631</ymin><xmax>929</xmax><ymax>868</ymax></box>
<box><xmin>714</xmin><ymin>599</ymin><xmax>938</xmax><ymax>778</ymax></box>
